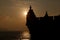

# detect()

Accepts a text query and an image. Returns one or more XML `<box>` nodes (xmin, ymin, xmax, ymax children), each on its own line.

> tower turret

<box><xmin>26</xmin><ymin>5</ymin><xmax>36</xmax><ymax>27</ymax></box>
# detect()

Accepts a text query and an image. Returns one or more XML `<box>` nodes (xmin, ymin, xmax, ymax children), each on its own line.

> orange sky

<box><xmin>0</xmin><ymin>0</ymin><xmax>60</xmax><ymax>31</ymax></box>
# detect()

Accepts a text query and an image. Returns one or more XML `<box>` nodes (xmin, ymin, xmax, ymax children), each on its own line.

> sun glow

<box><xmin>23</xmin><ymin>8</ymin><xmax>28</xmax><ymax>16</ymax></box>
<box><xmin>24</xmin><ymin>11</ymin><xmax>27</xmax><ymax>16</ymax></box>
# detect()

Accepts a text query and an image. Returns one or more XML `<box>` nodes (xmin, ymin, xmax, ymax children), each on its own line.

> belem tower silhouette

<box><xmin>26</xmin><ymin>6</ymin><xmax>60</xmax><ymax>40</ymax></box>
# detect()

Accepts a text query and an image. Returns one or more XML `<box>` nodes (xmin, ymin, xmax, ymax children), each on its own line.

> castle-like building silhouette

<box><xmin>26</xmin><ymin>6</ymin><xmax>60</xmax><ymax>40</ymax></box>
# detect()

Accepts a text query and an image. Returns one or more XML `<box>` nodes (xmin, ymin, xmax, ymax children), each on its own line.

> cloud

<box><xmin>0</xmin><ymin>15</ymin><xmax>27</xmax><ymax>31</ymax></box>
<box><xmin>0</xmin><ymin>0</ymin><xmax>27</xmax><ymax>31</ymax></box>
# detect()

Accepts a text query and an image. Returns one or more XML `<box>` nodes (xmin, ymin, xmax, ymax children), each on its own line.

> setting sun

<box><xmin>24</xmin><ymin>11</ymin><xmax>27</xmax><ymax>16</ymax></box>
<box><xmin>22</xmin><ymin>8</ymin><xmax>28</xmax><ymax>16</ymax></box>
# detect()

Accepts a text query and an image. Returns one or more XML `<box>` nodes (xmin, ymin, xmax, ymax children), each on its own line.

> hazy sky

<box><xmin>0</xmin><ymin>0</ymin><xmax>60</xmax><ymax>31</ymax></box>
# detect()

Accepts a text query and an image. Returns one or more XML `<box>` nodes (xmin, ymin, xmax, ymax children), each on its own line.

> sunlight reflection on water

<box><xmin>20</xmin><ymin>31</ymin><xmax>30</xmax><ymax>40</ymax></box>
<box><xmin>21</xmin><ymin>39</ymin><xmax>29</xmax><ymax>40</ymax></box>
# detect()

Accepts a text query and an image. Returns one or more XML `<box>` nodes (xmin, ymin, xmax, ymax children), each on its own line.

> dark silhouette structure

<box><xmin>26</xmin><ymin>6</ymin><xmax>60</xmax><ymax>40</ymax></box>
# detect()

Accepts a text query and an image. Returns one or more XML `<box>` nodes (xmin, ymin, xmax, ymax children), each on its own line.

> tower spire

<box><xmin>30</xmin><ymin>5</ymin><xmax>32</xmax><ymax>10</ymax></box>
<box><xmin>45</xmin><ymin>11</ymin><xmax>48</xmax><ymax>17</ymax></box>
